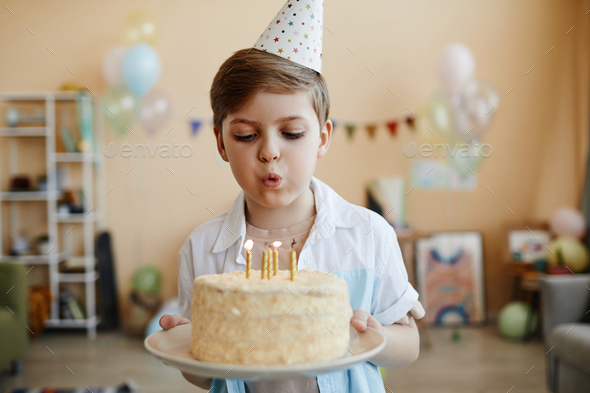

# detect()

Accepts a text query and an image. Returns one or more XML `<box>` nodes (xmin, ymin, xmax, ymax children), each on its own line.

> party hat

<box><xmin>253</xmin><ymin>0</ymin><xmax>324</xmax><ymax>74</ymax></box>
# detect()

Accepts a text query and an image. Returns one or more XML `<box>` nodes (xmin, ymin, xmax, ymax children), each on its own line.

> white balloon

<box><xmin>436</xmin><ymin>43</ymin><xmax>475</xmax><ymax>96</ymax></box>
<box><xmin>102</xmin><ymin>46</ymin><xmax>127</xmax><ymax>86</ymax></box>
<box><xmin>550</xmin><ymin>206</ymin><xmax>586</xmax><ymax>239</ymax></box>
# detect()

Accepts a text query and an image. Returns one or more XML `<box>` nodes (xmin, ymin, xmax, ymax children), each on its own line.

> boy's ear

<box><xmin>317</xmin><ymin>119</ymin><xmax>332</xmax><ymax>159</ymax></box>
<box><xmin>213</xmin><ymin>126</ymin><xmax>229</xmax><ymax>162</ymax></box>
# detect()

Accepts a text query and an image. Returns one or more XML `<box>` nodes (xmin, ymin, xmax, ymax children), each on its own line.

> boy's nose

<box><xmin>259</xmin><ymin>141</ymin><xmax>280</xmax><ymax>162</ymax></box>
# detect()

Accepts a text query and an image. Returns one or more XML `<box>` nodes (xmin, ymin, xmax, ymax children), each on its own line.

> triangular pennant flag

<box><xmin>190</xmin><ymin>119</ymin><xmax>202</xmax><ymax>136</ymax></box>
<box><xmin>386</xmin><ymin>121</ymin><xmax>398</xmax><ymax>137</ymax></box>
<box><xmin>345</xmin><ymin>124</ymin><xmax>356</xmax><ymax>140</ymax></box>
<box><xmin>405</xmin><ymin>116</ymin><xmax>415</xmax><ymax>130</ymax></box>
<box><xmin>253</xmin><ymin>0</ymin><xmax>324</xmax><ymax>74</ymax></box>
<box><xmin>366</xmin><ymin>124</ymin><xmax>377</xmax><ymax>139</ymax></box>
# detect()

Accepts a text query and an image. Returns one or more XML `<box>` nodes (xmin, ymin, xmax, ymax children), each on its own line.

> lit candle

<box><xmin>272</xmin><ymin>241</ymin><xmax>282</xmax><ymax>277</ymax></box>
<box><xmin>244</xmin><ymin>239</ymin><xmax>253</xmax><ymax>279</ymax></box>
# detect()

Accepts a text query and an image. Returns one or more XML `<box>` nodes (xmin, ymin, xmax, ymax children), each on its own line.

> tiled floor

<box><xmin>0</xmin><ymin>324</ymin><xmax>550</xmax><ymax>392</ymax></box>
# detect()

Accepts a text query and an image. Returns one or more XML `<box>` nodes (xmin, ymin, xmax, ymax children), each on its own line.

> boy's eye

<box><xmin>234</xmin><ymin>134</ymin><xmax>256</xmax><ymax>142</ymax></box>
<box><xmin>283</xmin><ymin>131</ymin><xmax>304</xmax><ymax>139</ymax></box>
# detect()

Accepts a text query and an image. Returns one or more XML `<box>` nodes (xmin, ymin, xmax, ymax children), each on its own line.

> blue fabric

<box><xmin>208</xmin><ymin>269</ymin><xmax>387</xmax><ymax>393</ymax></box>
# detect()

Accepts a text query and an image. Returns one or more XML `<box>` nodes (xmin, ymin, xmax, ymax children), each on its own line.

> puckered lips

<box><xmin>262</xmin><ymin>172</ymin><xmax>282</xmax><ymax>188</ymax></box>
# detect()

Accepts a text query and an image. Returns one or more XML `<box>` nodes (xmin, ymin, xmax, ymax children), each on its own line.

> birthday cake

<box><xmin>191</xmin><ymin>267</ymin><xmax>353</xmax><ymax>365</ymax></box>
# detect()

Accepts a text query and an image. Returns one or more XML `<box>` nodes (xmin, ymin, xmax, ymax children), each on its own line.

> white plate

<box><xmin>144</xmin><ymin>323</ymin><xmax>386</xmax><ymax>381</ymax></box>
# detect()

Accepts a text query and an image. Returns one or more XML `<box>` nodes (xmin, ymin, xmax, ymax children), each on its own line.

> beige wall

<box><xmin>1</xmin><ymin>0</ymin><xmax>589</xmax><ymax>317</ymax></box>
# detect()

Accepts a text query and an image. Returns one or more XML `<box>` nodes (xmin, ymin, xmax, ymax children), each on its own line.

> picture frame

<box><xmin>508</xmin><ymin>230</ymin><xmax>550</xmax><ymax>262</ymax></box>
<box><xmin>415</xmin><ymin>231</ymin><xmax>486</xmax><ymax>326</ymax></box>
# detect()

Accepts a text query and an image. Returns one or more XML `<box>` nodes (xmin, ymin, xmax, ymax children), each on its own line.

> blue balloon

<box><xmin>123</xmin><ymin>43</ymin><xmax>161</xmax><ymax>97</ymax></box>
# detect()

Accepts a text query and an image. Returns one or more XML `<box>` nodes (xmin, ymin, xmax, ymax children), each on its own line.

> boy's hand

<box><xmin>159</xmin><ymin>314</ymin><xmax>190</xmax><ymax>330</ymax></box>
<box><xmin>350</xmin><ymin>309</ymin><xmax>383</xmax><ymax>333</ymax></box>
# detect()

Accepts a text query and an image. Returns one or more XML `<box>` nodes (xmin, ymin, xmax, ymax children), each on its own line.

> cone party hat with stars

<box><xmin>253</xmin><ymin>0</ymin><xmax>324</xmax><ymax>74</ymax></box>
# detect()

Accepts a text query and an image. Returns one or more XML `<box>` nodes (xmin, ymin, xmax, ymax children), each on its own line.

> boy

<box><xmin>160</xmin><ymin>1</ymin><xmax>424</xmax><ymax>392</ymax></box>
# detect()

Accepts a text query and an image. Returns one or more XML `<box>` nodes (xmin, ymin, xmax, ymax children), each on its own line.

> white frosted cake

<box><xmin>191</xmin><ymin>267</ymin><xmax>353</xmax><ymax>365</ymax></box>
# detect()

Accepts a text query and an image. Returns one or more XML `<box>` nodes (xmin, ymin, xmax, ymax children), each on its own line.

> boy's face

<box><xmin>214</xmin><ymin>91</ymin><xmax>332</xmax><ymax>210</ymax></box>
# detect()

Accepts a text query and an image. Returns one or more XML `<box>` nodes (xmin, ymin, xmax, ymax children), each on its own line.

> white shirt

<box><xmin>178</xmin><ymin>176</ymin><xmax>422</xmax><ymax>393</ymax></box>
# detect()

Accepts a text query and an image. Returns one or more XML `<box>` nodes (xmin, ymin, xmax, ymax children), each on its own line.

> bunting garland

<box><xmin>337</xmin><ymin>114</ymin><xmax>416</xmax><ymax>140</ymax></box>
<box><xmin>185</xmin><ymin>114</ymin><xmax>416</xmax><ymax>142</ymax></box>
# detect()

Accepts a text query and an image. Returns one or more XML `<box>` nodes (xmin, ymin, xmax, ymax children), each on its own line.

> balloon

<box><xmin>103</xmin><ymin>85</ymin><xmax>139</xmax><ymax>135</ymax></box>
<box><xmin>102</xmin><ymin>46</ymin><xmax>127</xmax><ymax>86</ymax></box>
<box><xmin>139</xmin><ymin>88</ymin><xmax>173</xmax><ymax>134</ymax></box>
<box><xmin>123</xmin><ymin>43</ymin><xmax>161</xmax><ymax>97</ymax></box>
<box><xmin>549</xmin><ymin>206</ymin><xmax>587</xmax><ymax>238</ymax></box>
<box><xmin>498</xmin><ymin>301</ymin><xmax>538</xmax><ymax>340</ymax></box>
<box><xmin>428</xmin><ymin>89</ymin><xmax>455</xmax><ymax>137</ymax></box>
<box><xmin>122</xmin><ymin>9</ymin><xmax>158</xmax><ymax>46</ymax></box>
<box><xmin>454</xmin><ymin>79</ymin><xmax>499</xmax><ymax>139</ymax></box>
<box><xmin>132</xmin><ymin>265</ymin><xmax>163</xmax><ymax>295</ymax></box>
<box><xmin>547</xmin><ymin>236</ymin><xmax>589</xmax><ymax>273</ymax></box>
<box><xmin>436</xmin><ymin>43</ymin><xmax>475</xmax><ymax>97</ymax></box>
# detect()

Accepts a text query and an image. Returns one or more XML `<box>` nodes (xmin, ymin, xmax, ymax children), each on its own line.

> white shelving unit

<box><xmin>0</xmin><ymin>91</ymin><xmax>106</xmax><ymax>339</ymax></box>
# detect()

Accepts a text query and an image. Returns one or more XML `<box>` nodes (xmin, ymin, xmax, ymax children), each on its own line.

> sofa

<box><xmin>0</xmin><ymin>262</ymin><xmax>29</xmax><ymax>374</ymax></box>
<box><xmin>539</xmin><ymin>274</ymin><xmax>590</xmax><ymax>392</ymax></box>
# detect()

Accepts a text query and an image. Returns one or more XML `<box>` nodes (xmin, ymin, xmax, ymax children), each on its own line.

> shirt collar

<box><xmin>211</xmin><ymin>176</ymin><xmax>368</xmax><ymax>254</ymax></box>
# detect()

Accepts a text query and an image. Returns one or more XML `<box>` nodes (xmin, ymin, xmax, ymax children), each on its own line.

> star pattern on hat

<box><xmin>253</xmin><ymin>0</ymin><xmax>324</xmax><ymax>73</ymax></box>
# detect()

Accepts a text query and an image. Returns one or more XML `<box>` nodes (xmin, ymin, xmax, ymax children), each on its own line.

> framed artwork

<box><xmin>508</xmin><ymin>230</ymin><xmax>550</xmax><ymax>262</ymax></box>
<box><xmin>416</xmin><ymin>232</ymin><xmax>485</xmax><ymax>326</ymax></box>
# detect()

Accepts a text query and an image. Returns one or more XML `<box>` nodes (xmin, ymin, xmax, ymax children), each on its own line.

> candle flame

<box><xmin>244</xmin><ymin>239</ymin><xmax>253</xmax><ymax>251</ymax></box>
<box><xmin>273</xmin><ymin>241</ymin><xmax>282</xmax><ymax>248</ymax></box>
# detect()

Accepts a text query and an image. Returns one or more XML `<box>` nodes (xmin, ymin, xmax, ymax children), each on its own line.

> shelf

<box><xmin>58</xmin><ymin>271</ymin><xmax>99</xmax><ymax>283</ymax></box>
<box><xmin>0</xmin><ymin>251</ymin><xmax>69</xmax><ymax>264</ymax></box>
<box><xmin>0</xmin><ymin>90</ymin><xmax>103</xmax><ymax>339</ymax></box>
<box><xmin>56</xmin><ymin>213</ymin><xmax>98</xmax><ymax>222</ymax></box>
<box><xmin>0</xmin><ymin>91</ymin><xmax>92</xmax><ymax>101</ymax></box>
<box><xmin>44</xmin><ymin>315</ymin><xmax>100</xmax><ymax>328</ymax></box>
<box><xmin>0</xmin><ymin>191</ymin><xmax>59</xmax><ymax>201</ymax></box>
<box><xmin>0</xmin><ymin>127</ymin><xmax>48</xmax><ymax>137</ymax></box>
<box><xmin>53</xmin><ymin>152</ymin><xmax>95</xmax><ymax>162</ymax></box>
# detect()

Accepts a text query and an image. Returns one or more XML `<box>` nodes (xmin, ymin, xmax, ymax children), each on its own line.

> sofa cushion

<box><xmin>549</xmin><ymin>323</ymin><xmax>590</xmax><ymax>375</ymax></box>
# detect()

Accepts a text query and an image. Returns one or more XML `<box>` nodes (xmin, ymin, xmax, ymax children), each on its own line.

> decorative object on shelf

<box><xmin>4</xmin><ymin>106</ymin><xmax>45</xmax><ymax>127</ymax></box>
<box><xmin>76</xmin><ymin>91</ymin><xmax>94</xmax><ymax>152</ymax></box>
<box><xmin>27</xmin><ymin>285</ymin><xmax>52</xmax><ymax>337</ymax></box>
<box><xmin>59</xmin><ymin>289</ymin><xmax>86</xmax><ymax>320</ymax></box>
<box><xmin>58</xmin><ymin>188</ymin><xmax>85</xmax><ymax>214</ymax></box>
<box><xmin>10</xmin><ymin>175</ymin><xmax>32</xmax><ymax>191</ymax></box>
<box><xmin>36</xmin><ymin>235</ymin><xmax>50</xmax><ymax>255</ymax></box>
<box><xmin>5</xmin><ymin>107</ymin><xmax>19</xmax><ymax>127</ymax></box>
<box><xmin>11</xmin><ymin>235</ymin><xmax>31</xmax><ymax>256</ymax></box>
<box><xmin>36</xmin><ymin>175</ymin><xmax>47</xmax><ymax>192</ymax></box>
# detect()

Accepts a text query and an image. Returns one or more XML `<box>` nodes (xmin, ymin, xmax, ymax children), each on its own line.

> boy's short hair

<box><xmin>210</xmin><ymin>48</ymin><xmax>330</xmax><ymax>139</ymax></box>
